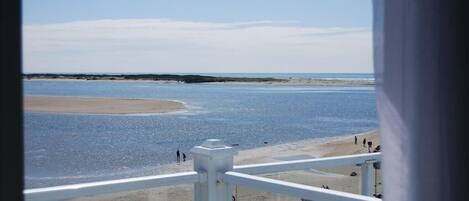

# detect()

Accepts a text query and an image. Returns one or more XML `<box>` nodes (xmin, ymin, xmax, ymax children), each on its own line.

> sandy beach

<box><xmin>24</xmin><ymin>96</ymin><xmax>186</xmax><ymax>114</ymax></box>
<box><xmin>74</xmin><ymin>130</ymin><xmax>380</xmax><ymax>201</ymax></box>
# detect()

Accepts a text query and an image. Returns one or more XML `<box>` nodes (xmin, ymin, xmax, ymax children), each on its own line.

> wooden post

<box><xmin>191</xmin><ymin>139</ymin><xmax>238</xmax><ymax>201</ymax></box>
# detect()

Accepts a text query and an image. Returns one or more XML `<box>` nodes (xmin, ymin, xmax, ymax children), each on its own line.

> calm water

<box><xmin>24</xmin><ymin>75</ymin><xmax>377</xmax><ymax>188</ymax></box>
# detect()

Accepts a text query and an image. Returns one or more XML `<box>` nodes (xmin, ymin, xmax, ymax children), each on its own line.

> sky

<box><xmin>23</xmin><ymin>0</ymin><xmax>373</xmax><ymax>73</ymax></box>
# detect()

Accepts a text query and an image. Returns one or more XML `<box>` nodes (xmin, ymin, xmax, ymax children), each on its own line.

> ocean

<box><xmin>23</xmin><ymin>73</ymin><xmax>377</xmax><ymax>188</ymax></box>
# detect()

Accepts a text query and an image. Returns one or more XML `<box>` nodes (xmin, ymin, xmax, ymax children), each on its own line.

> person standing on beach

<box><xmin>183</xmin><ymin>153</ymin><xmax>186</xmax><ymax>162</ymax></box>
<box><xmin>355</xmin><ymin>136</ymin><xmax>358</xmax><ymax>144</ymax></box>
<box><xmin>363</xmin><ymin>138</ymin><xmax>367</xmax><ymax>147</ymax></box>
<box><xmin>176</xmin><ymin>149</ymin><xmax>180</xmax><ymax>163</ymax></box>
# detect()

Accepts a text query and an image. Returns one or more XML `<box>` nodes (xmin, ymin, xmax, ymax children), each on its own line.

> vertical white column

<box><xmin>360</xmin><ymin>160</ymin><xmax>375</xmax><ymax>196</ymax></box>
<box><xmin>191</xmin><ymin>139</ymin><xmax>238</xmax><ymax>201</ymax></box>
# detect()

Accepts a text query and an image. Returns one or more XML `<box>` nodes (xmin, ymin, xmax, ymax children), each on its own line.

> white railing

<box><xmin>223</xmin><ymin>171</ymin><xmax>378</xmax><ymax>201</ymax></box>
<box><xmin>233</xmin><ymin>152</ymin><xmax>381</xmax><ymax>174</ymax></box>
<box><xmin>24</xmin><ymin>139</ymin><xmax>382</xmax><ymax>201</ymax></box>
<box><xmin>24</xmin><ymin>171</ymin><xmax>203</xmax><ymax>201</ymax></box>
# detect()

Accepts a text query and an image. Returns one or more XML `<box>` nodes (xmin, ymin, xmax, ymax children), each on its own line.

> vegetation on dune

<box><xmin>23</xmin><ymin>73</ymin><xmax>285</xmax><ymax>83</ymax></box>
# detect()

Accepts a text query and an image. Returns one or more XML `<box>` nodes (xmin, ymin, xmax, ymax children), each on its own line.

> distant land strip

<box><xmin>23</xmin><ymin>73</ymin><xmax>285</xmax><ymax>83</ymax></box>
<box><xmin>23</xmin><ymin>73</ymin><xmax>374</xmax><ymax>86</ymax></box>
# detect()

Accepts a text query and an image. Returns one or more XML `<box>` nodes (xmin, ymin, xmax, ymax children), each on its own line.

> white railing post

<box><xmin>359</xmin><ymin>160</ymin><xmax>375</xmax><ymax>196</ymax></box>
<box><xmin>191</xmin><ymin>139</ymin><xmax>238</xmax><ymax>201</ymax></box>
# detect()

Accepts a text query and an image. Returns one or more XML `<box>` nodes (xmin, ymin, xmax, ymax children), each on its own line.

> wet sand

<box><xmin>24</xmin><ymin>96</ymin><xmax>186</xmax><ymax>114</ymax></box>
<box><xmin>74</xmin><ymin>130</ymin><xmax>380</xmax><ymax>201</ymax></box>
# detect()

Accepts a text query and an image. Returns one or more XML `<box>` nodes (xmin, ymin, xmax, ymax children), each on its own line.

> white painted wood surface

<box><xmin>223</xmin><ymin>171</ymin><xmax>380</xmax><ymax>201</ymax></box>
<box><xmin>24</xmin><ymin>171</ymin><xmax>200</xmax><ymax>201</ymax></box>
<box><xmin>234</xmin><ymin>152</ymin><xmax>381</xmax><ymax>174</ymax></box>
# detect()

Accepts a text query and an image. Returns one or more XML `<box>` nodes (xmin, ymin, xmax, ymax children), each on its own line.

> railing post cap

<box><xmin>190</xmin><ymin>139</ymin><xmax>238</xmax><ymax>157</ymax></box>
<box><xmin>202</xmin><ymin>139</ymin><xmax>225</xmax><ymax>148</ymax></box>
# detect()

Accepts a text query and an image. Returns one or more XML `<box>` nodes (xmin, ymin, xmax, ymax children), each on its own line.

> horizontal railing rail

<box><xmin>234</xmin><ymin>152</ymin><xmax>381</xmax><ymax>174</ymax></box>
<box><xmin>24</xmin><ymin>171</ymin><xmax>202</xmax><ymax>201</ymax></box>
<box><xmin>223</xmin><ymin>171</ymin><xmax>380</xmax><ymax>201</ymax></box>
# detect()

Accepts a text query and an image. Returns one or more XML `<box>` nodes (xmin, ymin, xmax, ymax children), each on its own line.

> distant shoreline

<box><xmin>23</xmin><ymin>73</ymin><xmax>374</xmax><ymax>86</ymax></box>
<box><xmin>24</xmin><ymin>95</ymin><xmax>186</xmax><ymax>114</ymax></box>
<box><xmin>23</xmin><ymin>73</ymin><xmax>285</xmax><ymax>84</ymax></box>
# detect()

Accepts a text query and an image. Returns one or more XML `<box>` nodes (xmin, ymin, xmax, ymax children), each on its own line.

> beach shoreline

<box><xmin>24</xmin><ymin>95</ymin><xmax>186</xmax><ymax>114</ymax></box>
<box><xmin>74</xmin><ymin>130</ymin><xmax>381</xmax><ymax>201</ymax></box>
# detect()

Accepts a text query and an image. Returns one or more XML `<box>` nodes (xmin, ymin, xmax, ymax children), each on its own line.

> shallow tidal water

<box><xmin>24</xmin><ymin>78</ymin><xmax>377</xmax><ymax>188</ymax></box>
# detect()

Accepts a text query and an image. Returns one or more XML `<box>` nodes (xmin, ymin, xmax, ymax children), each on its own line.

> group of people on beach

<box><xmin>176</xmin><ymin>149</ymin><xmax>186</xmax><ymax>163</ymax></box>
<box><xmin>355</xmin><ymin>136</ymin><xmax>380</xmax><ymax>153</ymax></box>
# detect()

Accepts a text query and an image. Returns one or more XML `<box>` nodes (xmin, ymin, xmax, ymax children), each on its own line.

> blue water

<box><xmin>23</xmin><ymin>76</ymin><xmax>377</xmax><ymax>188</ymax></box>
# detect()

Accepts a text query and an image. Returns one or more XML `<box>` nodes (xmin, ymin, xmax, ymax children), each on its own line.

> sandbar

<box><xmin>24</xmin><ymin>96</ymin><xmax>185</xmax><ymax>114</ymax></box>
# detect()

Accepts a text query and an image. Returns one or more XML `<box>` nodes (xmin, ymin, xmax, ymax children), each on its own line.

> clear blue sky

<box><xmin>23</xmin><ymin>0</ymin><xmax>373</xmax><ymax>73</ymax></box>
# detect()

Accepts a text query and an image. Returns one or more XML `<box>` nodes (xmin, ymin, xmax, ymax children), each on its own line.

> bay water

<box><xmin>24</xmin><ymin>74</ymin><xmax>377</xmax><ymax>188</ymax></box>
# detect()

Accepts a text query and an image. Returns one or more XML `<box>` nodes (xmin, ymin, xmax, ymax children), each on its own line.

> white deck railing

<box><xmin>24</xmin><ymin>172</ymin><xmax>202</xmax><ymax>201</ymax></box>
<box><xmin>24</xmin><ymin>139</ymin><xmax>381</xmax><ymax>201</ymax></box>
<box><xmin>233</xmin><ymin>152</ymin><xmax>381</xmax><ymax>174</ymax></box>
<box><xmin>223</xmin><ymin>171</ymin><xmax>379</xmax><ymax>201</ymax></box>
